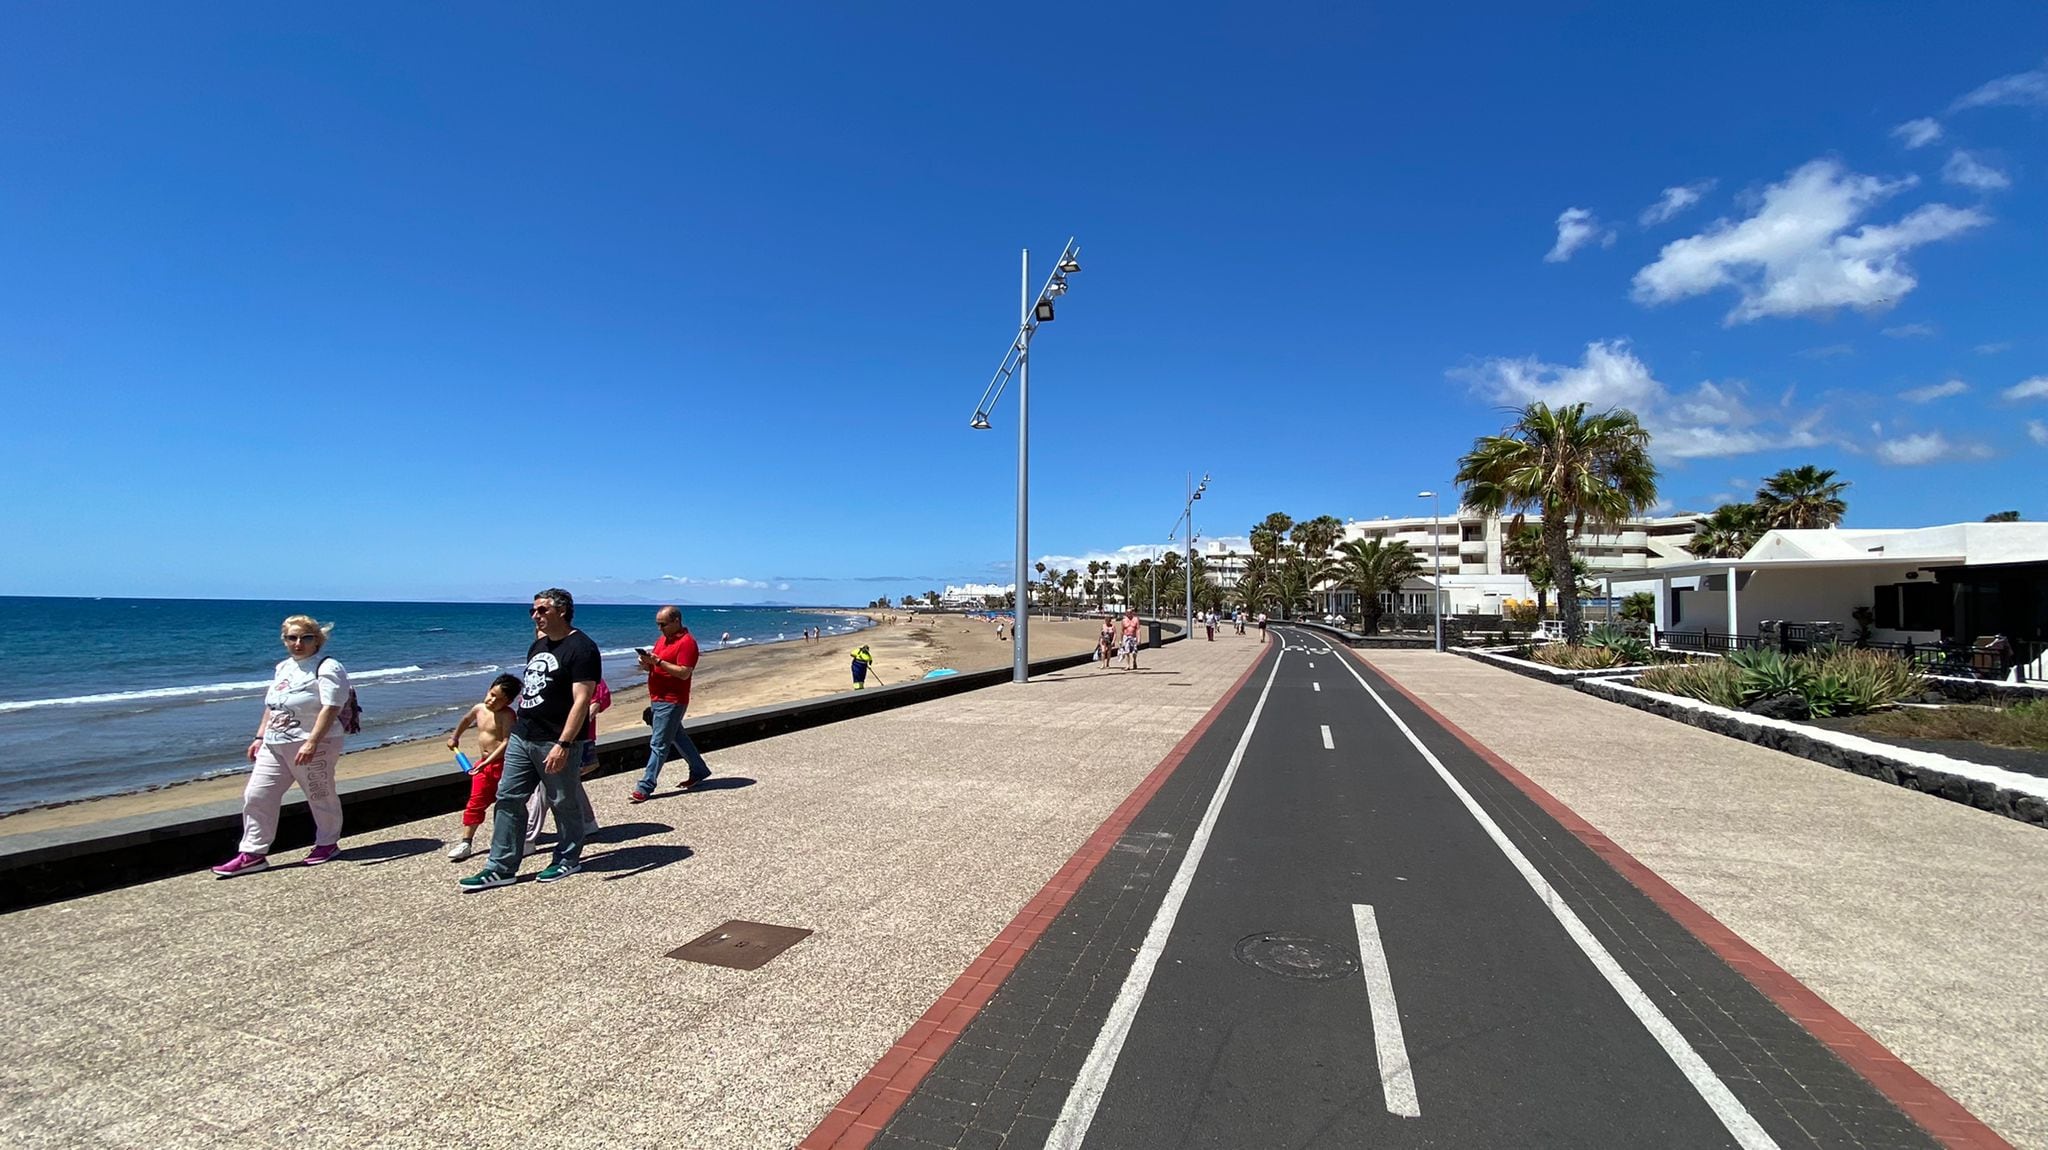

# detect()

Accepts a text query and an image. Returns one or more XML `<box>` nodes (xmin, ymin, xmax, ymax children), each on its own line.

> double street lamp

<box><xmin>1418</xmin><ymin>489</ymin><xmax>1443</xmax><ymax>653</ymax></box>
<box><xmin>1168</xmin><ymin>472</ymin><xmax>1211</xmax><ymax>641</ymax></box>
<box><xmin>968</xmin><ymin>238</ymin><xmax>1083</xmax><ymax>684</ymax></box>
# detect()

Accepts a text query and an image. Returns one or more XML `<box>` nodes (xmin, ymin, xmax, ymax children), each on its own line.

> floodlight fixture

<box><xmin>970</xmin><ymin>412</ymin><xmax>992</xmax><ymax>430</ymax></box>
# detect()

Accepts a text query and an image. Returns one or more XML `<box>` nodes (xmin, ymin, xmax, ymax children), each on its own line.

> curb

<box><xmin>1571</xmin><ymin>677</ymin><xmax>2048</xmax><ymax>829</ymax></box>
<box><xmin>798</xmin><ymin>646</ymin><xmax>1272</xmax><ymax>1149</ymax></box>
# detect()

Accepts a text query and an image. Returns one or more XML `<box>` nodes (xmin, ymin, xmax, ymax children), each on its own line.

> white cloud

<box><xmin>1545</xmin><ymin>207</ymin><xmax>1614</xmax><ymax>263</ymax></box>
<box><xmin>1900</xmin><ymin>379</ymin><xmax>1969</xmax><ymax>403</ymax></box>
<box><xmin>2030</xmin><ymin>421</ymin><xmax>2048</xmax><ymax>447</ymax></box>
<box><xmin>1977</xmin><ymin>341</ymin><xmax>2013</xmax><ymax>355</ymax></box>
<box><xmin>1630</xmin><ymin>159</ymin><xmax>1988</xmax><ymax>323</ymax></box>
<box><xmin>1943</xmin><ymin>150</ymin><xmax>2011</xmax><ymax>191</ymax></box>
<box><xmin>659</xmin><ymin>574</ymin><xmax>769</xmax><ymax>589</ymax></box>
<box><xmin>2004</xmin><ymin>376</ymin><xmax>2048</xmax><ymax>401</ymax></box>
<box><xmin>776</xmin><ymin>582</ymin><xmax>791</xmax><ymax>592</ymax></box>
<box><xmin>1891</xmin><ymin>118</ymin><xmax>1944</xmax><ymax>149</ymax></box>
<box><xmin>1796</xmin><ymin>343</ymin><xmax>1855</xmax><ymax>360</ymax></box>
<box><xmin>1881</xmin><ymin>322</ymin><xmax>1937</xmax><ymax>338</ymax></box>
<box><xmin>1458</xmin><ymin>339</ymin><xmax>1825</xmax><ymax>460</ymax></box>
<box><xmin>1875</xmin><ymin>432</ymin><xmax>1994</xmax><ymax>466</ymax></box>
<box><xmin>1639</xmin><ymin>181</ymin><xmax>1715</xmax><ymax>227</ymax></box>
<box><xmin>1952</xmin><ymin>61</ymin><xmax>2048</xmax><ymax>111</ymax></box>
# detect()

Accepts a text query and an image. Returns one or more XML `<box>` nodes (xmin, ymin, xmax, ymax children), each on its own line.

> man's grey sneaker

<box><xmin>456</xmin><ymin>870</ymin><xmax>515</xmax><ymax>893</ymax></box>
<box><xmin>535</xmin><ymin>861</ymin><xmax>581</xmax><ymax>884</ymax></box>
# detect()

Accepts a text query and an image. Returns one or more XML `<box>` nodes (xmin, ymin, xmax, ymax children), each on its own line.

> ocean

<box><xmin>0</xmin><ymin>597</ymin><xmax>873</xmax><ymax>815</ymax></box>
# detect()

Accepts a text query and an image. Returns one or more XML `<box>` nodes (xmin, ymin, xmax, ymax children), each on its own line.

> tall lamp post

<box><xmin>1169</xmin><ymin>473</ymin><xmax>1211</xmax><ymax>641</ymax></box>
<box><xmin>969</xmin><ymin>238</ymin><xmax>1083</xmax><ymax>684</ymax></box>
<box><xmin>1418</xmin><ymin>489</ymin><xmax>1443</xmax><ymax>653</ymax></box>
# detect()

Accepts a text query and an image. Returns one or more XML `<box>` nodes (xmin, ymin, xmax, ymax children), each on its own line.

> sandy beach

<box><xmin>0</xmin><ymin>611</ymin><xmax>1110</xmax><ymax>839</ymax></box>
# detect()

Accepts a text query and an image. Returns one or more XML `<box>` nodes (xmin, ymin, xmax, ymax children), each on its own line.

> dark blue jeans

<box><xmin>636</xmin><ymin>701</ymin><xmax>710</xmax><ymax>794</ymax></box>
<box><xmin>487</xmin><ymin>733</ymin><xmax>590</xmax><ymax>875</ymax></box>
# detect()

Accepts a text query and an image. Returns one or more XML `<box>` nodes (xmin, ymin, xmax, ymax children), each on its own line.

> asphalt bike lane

<box><xmin>1059</xmin><ymin>626</ymin><xmax>1761</xmax><ymax>1149</ymax></box>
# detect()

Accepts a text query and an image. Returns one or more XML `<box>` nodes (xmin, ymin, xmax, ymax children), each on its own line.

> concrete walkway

<box><xmin>1363</xmin><ymin>649</ymin><xmax>2048</xmax><ymax>1150</ymax></box>
<box><xmin>0</xmin><ymin>632</ymin><xmax>1265</xmax><ymax>1149</ymax></box>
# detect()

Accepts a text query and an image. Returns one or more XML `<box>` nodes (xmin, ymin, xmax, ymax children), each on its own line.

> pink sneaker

<box><xmin>303</xmin><ymin>844</ymin><xmax>340</xmax><ymax>866</ymax></box>
<box><xmin>211</xmin><ymin>852</ymin><xmax>269</xmax><ymax>878</ymax></box>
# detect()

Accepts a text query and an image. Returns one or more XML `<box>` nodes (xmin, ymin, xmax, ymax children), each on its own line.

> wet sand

<box><xmin>0</xmin><ymin>613</ymin><xmax>1109</xmax><ymax>839</ymax></box>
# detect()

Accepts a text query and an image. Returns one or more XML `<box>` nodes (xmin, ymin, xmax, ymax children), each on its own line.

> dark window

<box><xmin>1901</xmin><ymin>581</ymin><xmax>1946</xmax><ymax>632</ymax></box>
<box><xmin>1874</xmin><ymin>584</ymin><xmax>1899</xmax><ymax>629</ymax></box>
<box><xmin>1670</xmin><ymin>588</ymin><xmax>1684</xmax><ymax>623</ymax></box>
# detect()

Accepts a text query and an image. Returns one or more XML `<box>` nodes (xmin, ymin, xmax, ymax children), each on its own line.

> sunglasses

<box><xmin>530</xmin><ymin>605</ymin><xmax>554</xmax><ymax>615</ymax></box>
<box><xmin>284</xmin><ymin>634</ymin><xmax>318</xmax><ymax>644</ymax></box>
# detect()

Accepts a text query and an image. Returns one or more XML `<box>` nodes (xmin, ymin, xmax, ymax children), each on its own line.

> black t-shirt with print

<box><xmin>512</xmin><ymin>629</ymin><xmax>602</xmax><ymax>743</ymax></box>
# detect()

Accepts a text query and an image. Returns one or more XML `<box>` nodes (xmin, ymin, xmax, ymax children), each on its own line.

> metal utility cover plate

<box><xmin>668</xmin><ymin>920</ymin><xmax>813</xmax><ymax>971</ymax></box>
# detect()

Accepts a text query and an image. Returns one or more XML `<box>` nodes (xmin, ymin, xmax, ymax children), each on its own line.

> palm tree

<box><xmin>1136</xmin><ymin>558</ymin><xmax>1155</xmax><ymax>614</ymax></box>
<box><xmin>1755</xmin><ymin>465</ymin><xmax>1848</xmax><ymax>529</ymax></box>
<box><xmin>1157</xmin><ymin>550</ymin><xmax>1185</xmax><ymax>612</ymax></box>
<box><xmin>1233</xmin><ymin>555</ymin><xmax>1271</xmax><ymax>614</ymax></box>
<box><xmin>1456</xmin><ymin>401</ymin><xmax>1659</xmax><ymax>644</ymax></box>
<box><xmin>1503</xmin><ymin>524</ymin><xmax>1552</xmax><ymax>619</ymax></box>
<box><xmin>1249</xmin><ymin>512</ymin><xmax>1294</xmax><ymax>560</ymax></box>
<box><xmin>1060</xmin><ymin>569</ymin><xmax>1080</xmax><ymax>614</ymax></box>
<box><xmin>1688</xmin><ymin>502</ymin><xmax>1766</xmax><ymax>558</ymax></box>
<box><xmin>1985</xmin><ymin>510</ymin><xmax>2021</xmax><ymax>522</ymax></box>
<box><xmin>1085</xmin><ymin>560</ymin><xmax>1104</xmax><ymax>609</ymax></box>
<box><xmin>1332</xmin><ymin>538</ymin><xmax>1423</xmax><ymax>634</ymax></box>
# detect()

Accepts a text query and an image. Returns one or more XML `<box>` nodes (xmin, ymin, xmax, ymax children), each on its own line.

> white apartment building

<box><xmin>1201</xmin><ymin>509</ymin><xmax>1703</xmax><ymax>616</ymax></box>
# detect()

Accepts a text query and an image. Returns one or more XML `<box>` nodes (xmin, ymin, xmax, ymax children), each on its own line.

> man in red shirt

<box><xmin>629</xmin><ymin>605</ymin><xmax>711</xmax><ymax>802</ymax></box>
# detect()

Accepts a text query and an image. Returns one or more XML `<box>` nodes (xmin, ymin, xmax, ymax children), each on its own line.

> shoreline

<box><xmin>0</xmin><ymin>613</ymin><xmax>1107</xmax><ymax>839</ymax></box>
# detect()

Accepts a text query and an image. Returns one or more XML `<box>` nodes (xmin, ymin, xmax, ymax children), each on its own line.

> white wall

<box><xmin>1664</xmin><ymin>562</ymin><xmax>1941</xmax><ymax>642</ymax></box>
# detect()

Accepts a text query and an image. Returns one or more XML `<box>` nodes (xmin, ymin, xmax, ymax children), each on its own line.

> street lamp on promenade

<box><xmin>1168</xmin><ymin>472</ymin><xmax>1211</xmax><ymax>641</ymax></box>
<box><xmin>1418</xmin><ymin>489</ymin><xmax>1443</xmax><ymax>653</ymax></box>
<box><xmin>968</xmin><ymin>238</ymin><xmax>1083</xmax><ymax>684</ymax></box>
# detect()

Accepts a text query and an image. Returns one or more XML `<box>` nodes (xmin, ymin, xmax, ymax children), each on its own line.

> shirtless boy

<box><xmin>445</xmin><ymin>674</ymin><xmax>522</xmax><ymax>861</ymax></box>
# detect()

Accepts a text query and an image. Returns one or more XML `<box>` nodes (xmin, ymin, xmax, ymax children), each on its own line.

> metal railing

<box><xmin>1657</xmin><ymin>630</ymin><xmax>2046</xmax><ymax>682</ymax></box>
<box><xmin>1658</xmin><ymin>631</ymin><xmax>1762</xmax><ymax>655</ymax></box>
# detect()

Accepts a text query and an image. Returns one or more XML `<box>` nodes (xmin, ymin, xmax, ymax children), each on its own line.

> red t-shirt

<box><xmin>649</xmin><ymin>631</ymin><xmax>700</xmax><ymax>707</ymax></box>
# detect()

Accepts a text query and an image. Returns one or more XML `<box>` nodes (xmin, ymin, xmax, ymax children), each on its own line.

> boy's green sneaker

<box><xmin>456</xmin><ymin>870</ymin><xmax>515</xmax><ymax>893</ymax></box>
<box><xmin>535</xmin><ymin>861</ymin><xmax>581</xmax><ymax>884</ymax></box>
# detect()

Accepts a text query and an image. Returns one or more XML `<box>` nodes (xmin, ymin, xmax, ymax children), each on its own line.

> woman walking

<box><xmin>213</xmin><ymin>614</ymin><xmax>351</xmax><ymax>877</ymax></box>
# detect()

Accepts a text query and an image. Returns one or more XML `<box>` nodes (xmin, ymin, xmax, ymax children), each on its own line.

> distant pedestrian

<box><xmin>456</xmin><ymin>589</ymin><xmax>601</xmax><ymax>893</ymax></box>
<box><xmin>214</xmin><ymin>615</ymin><xmax>353</xmax><ymax>877</ymax></box>
<box><xmin>1121</xmin><ymin>610</ymin><xmax>1141</xmax><ymax>670</ymax></box>
<box><xmin>631</xmin><ymin>606</ymin><xmax>711</xmax><ymax>802</ymax></box>
<box><xmin>1097</xmin><ymin>615</ymin><xmax>1117</xmax><ymax>669</ymax></box>
<box><xmin>444</xmin><ymin>673</ymin><xmax>522</xmax><ymax>862</ymax></box>
<box><xmin>1205</xmin><ymin>610</ymin><xmax>1216</xmax><ymax>642</ymax></box>
<box><xmin>851</xmin><ymin>643</ymin><xmax>875</xmax><ymax>689</ymax></box>
<box><xmin>719</xmin><ymin>631</ymin><xmax>731</xmax><ymax>648</ymax></box>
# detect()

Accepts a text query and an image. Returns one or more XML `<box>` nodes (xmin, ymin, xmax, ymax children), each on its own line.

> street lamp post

<box><xmin>1169</xmin><ymin>473</ymin><xmax>1211</xmax><ymax>642</ymax></box>
<box><xmin>969</xmin><ymin>238</ymin><xmax>1083</xmax><ymax>684</ymax></box>
<box><xmin>1418</xmin><ymin>490</ymin><xmax>1443</xmax><ymax>653</ymax></box>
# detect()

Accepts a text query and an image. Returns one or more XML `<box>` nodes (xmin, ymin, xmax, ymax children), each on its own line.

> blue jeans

<box><xmin>636</xmin><ymin>701</ymin><xmax>710</xmax><ymax>795</ymax></box>
<box><xmin>486</xmin><ymin>733</ymin><xmax>590</xmax><ymax>875</ymax></box>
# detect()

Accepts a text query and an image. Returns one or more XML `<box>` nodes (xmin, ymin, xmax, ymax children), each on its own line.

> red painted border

<box><xmin>799</xmin><ymin>649</ymin><xmax>1273</xmax><ymax>1149</ymax></box>
<box><xmin>1349</xmin><ymin>648</ymin><xmax>2014</xmax><ymax>1150</ymax></box>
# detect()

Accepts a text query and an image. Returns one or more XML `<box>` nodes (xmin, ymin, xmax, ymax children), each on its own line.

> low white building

<box><xmin>1610</xmin><ymin>522</ymin><xmax>2048</xmax><ymax>673</ymax></box>
<box><xmin>939</xmin><ymin>582</ymin><xmax>1014</xmax><ymax>609</ymax></box>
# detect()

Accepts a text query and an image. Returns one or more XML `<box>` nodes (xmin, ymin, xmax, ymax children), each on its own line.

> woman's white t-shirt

<box><xmin>263</xmin><ymin>655</ymin><xmax>350</xmax><ymax>744</ymax></box>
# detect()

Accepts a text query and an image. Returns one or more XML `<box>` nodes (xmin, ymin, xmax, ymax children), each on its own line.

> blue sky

<box><xmin>2</xmin><ymin>4</ymin><xmax>2042</xmax><ymax>606</ymax></box>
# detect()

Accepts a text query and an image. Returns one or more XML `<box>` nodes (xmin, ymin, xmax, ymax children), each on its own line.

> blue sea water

<box><xmin>0</xmin><ymin>597</ymin><xmax>872</xmax><ymax>815</ymax></box>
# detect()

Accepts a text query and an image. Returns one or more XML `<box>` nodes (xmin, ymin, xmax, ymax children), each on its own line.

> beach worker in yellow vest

<box><xmin>850</xmin><ymin>644</ymin><xmax>876</xmax><ymax>689</ymax></box>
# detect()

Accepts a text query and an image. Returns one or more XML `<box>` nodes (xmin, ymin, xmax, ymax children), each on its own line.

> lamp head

<box><xmin>1058</xmin><ymin>254</ymin><xmax>1080</xmax><ymax>274</ymax></box>
<box><xmin>1417</xmin><ymin>490</ymin><xmax>1437</xmax><ymax>498</ymax></box>
<box><xmin>1034</xmin><ymin>298</ymin><xmax>1056</xmax><ymax>322</ymax></box>
<box><xmin>970</xmin><ymin>412</ymin><xmax>992</xmax><ymax>430</ymax></box>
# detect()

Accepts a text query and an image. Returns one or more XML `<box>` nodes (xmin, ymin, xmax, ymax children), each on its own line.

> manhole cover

<box><xmin>1233</xmin><ymin>932</ymin><xmax>1358</xmax><ymax>981</ymax></box>
<box><xmin>668</xmin><ymin>920</ymin><xmax>813</xmax><ymax>971</ymax></box>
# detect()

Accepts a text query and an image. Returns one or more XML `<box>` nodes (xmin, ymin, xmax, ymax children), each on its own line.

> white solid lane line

<box><xmin>1045</xmin><ymin>644</ymin><xmax>1289</xmax><ymax>1149</ymax></box>
<box><xmin>1353</xmin><ymin>904</ymin><xmax>1421</xmax><ymax>1118</ymax></box>
<box><xmin>1325</xmin><ymin>648</ymin><xmax>1781</xmax><ymax>1150</ymax></box>
<box><xmin>1321</xmin><ymin>724</ymin><xmax>1335</xmax><ymax>749</ymax></box>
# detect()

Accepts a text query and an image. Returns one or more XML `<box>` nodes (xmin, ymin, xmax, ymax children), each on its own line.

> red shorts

<box><xmin>462</xmin><ymin>758</ymin><xmax>505</xmax><ymax>827</ymax></box>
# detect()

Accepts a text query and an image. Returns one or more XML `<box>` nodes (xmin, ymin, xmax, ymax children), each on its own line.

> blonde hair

<box><xmin>280</xmin><ymin>615</ymin><xmax>334</xmax><ymax>652</ymax></box>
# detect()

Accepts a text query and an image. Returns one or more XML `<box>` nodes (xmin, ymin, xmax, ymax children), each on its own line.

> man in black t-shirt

<box><xmin>458</xmin><ymin>588</ymin><xmax>602</xmax><ymax>892</ymax></box>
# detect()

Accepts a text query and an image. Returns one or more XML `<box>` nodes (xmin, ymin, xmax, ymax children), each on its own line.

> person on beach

<box><xmin>213</xmin><ymin>615</ymin><xmax>351</xmax><ymax>877</ymax></box>
<box><xmin>850</xmin><ymin>643</ymin><xmax>874</xmax><ymax>689</ymax></box>
<box><xmin>719</xmin><ymin>631</ymin><xmax>731</xmax><ymax>648</ymax></box>
<box><xmin>630</xmin><ymin>605</ymin><xmax>711</xmax><ymax>802</ymax></box>
<box><xmin>445</xmin><ymin>674</ymin><xmax>521</xmax><ymax>862</ymax></box>
<box><xmin>456</xmin><ymin>589</ymin><xmax>600</xmax><ymax>893</ymax></box>
<box><xmin>525</xmin><ymin>678</ymin><xmax>604</xmax><ymax>846</ymax></box>
<box><xmin>1121</xmin><ymin>610</ymin><xmax>1142</xmax><ymax>670</ymax></box>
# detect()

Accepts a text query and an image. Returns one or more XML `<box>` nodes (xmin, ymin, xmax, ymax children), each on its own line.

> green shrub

<box><xmin>1636</xmin><ymin>647</ymin><xmax>1923</xmax><ymax>716</ymax></box>
<box><xmin>1579</xmin><ymin>625</ymin><xmax>1651</xmax><ymax>666</ymax></box>
<box><xmin>1528</xmin><ymin>643</ymin><xmax>1623</xmax><ymax>670</ymax></box>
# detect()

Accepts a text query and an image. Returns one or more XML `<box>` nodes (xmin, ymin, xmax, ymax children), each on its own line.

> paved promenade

<box><xmin>1363</xmin><ymin>650</ymin><xmax>2048</xmax><ymax>1150</ymax></box>
<box><xmin>0</xmin><ymin>632</ymin><xmax>1265</xmax><ymax>1149</ymax></box>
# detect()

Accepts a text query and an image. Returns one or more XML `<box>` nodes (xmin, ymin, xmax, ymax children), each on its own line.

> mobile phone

<box><xmin>635</xmin><ymin>647</ymin><xmax>650</xmax><ymax>658</ymax></box>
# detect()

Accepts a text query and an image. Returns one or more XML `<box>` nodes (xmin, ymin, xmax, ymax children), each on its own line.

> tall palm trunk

<box><xmin>1544</xmin><ymin>511</ymin><xmax>1581</xmax><ymax>643</ymax></box>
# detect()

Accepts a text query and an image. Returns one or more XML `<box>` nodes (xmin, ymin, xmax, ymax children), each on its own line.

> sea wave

<box><xmin>0</xmin><ymin>664</ymin><xmax>431</xmax><ymax>714</ymax></box>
